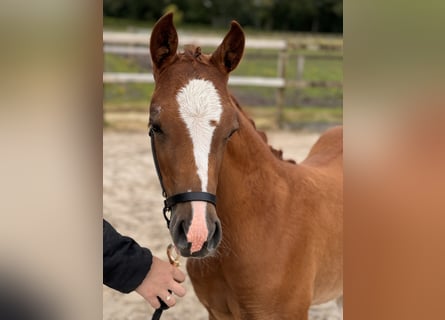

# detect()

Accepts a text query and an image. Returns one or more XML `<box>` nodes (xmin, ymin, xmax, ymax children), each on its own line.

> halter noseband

<box><xmin>149</xmin><ymin>127</ymin><xmax>217</xmax><ymax>228</ymax></box>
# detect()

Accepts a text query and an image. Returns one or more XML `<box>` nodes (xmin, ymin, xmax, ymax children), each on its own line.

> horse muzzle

<box><xmin>169</xmin><ymin>201</ymin><xmax>222</xmax><ymax>258</ymax></box>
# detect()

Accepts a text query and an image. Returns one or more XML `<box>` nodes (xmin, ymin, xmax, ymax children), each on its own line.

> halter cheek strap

<box><xmin>149</xmin><ymin>128</ymin><xmax>217</xmax><ymax>228</ymax></box>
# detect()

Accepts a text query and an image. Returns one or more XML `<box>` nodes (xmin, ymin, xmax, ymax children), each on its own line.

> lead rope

<box><xmin>151</xmin><ymin>305</ymin><xmax>165</xmax><ymax>320</ymax></box>
<box><xmin>151</xmin><ymin>245</ymin><xmax>181</xmax><ymax>320</ymax></box>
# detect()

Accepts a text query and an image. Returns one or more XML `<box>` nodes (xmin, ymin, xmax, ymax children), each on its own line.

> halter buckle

<box><xmin>163</xmin><ymin>205</ymin><xmax>171</xmax><ymax>228</ymax></box>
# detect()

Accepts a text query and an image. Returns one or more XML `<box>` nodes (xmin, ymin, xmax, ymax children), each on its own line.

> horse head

<box><xmin>148</xmin><ymin>13</ymin><xmax>245</xmax><ymax>258</ymax></box>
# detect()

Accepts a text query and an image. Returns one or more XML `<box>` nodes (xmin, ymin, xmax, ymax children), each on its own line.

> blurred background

<box><xmin>103</xmin><ymin>0</ymin><xmax>343</xmax><ymax>131</ymax></box>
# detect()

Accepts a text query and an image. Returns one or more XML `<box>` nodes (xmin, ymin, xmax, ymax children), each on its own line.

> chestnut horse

<box><xmin>148</xmin><ymin>13</ymin><xmax>342</xmax><ymax>320</ymax></box>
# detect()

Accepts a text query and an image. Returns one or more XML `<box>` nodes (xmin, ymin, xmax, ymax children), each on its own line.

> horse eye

<box><xmin>150</xmin><ymin>124</ymin><xmax>163</xmax><ymax>135</ymax></box>
<box><xmin>226</xmin><ymin>128</ymin><xmax>238</xmax><ymax>140</ymax></box>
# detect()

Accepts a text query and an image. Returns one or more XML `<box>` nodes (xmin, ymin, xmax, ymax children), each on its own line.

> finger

<box><xmin>170</xmin><ymin>281</ymin><xmax>186</xmax><ymax>297</ymax></box>
<box><xmin>161</xmin><ymin>292</ymin><xmax>176</xmax><ymax>307</ymax></box>
<box><xmin>172</xmin><ymin>267</ymin><xmax>186</xmax><ymax>283</ymax></box>
<box><xmin>148</xmin><ymin>296</ymin><xmax>161</xmax><ymax>309</ymax></box>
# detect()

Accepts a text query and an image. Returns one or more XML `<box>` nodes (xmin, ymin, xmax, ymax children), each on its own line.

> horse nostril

<box><xmin>173</xmin><ymin>220</ymin><xmax>189</xmax><ymax>250</ymax></box>
<box><xmin>208</xmin><ymin>220</ymin><xmax>222</xmax><ymax>251</ymax></box>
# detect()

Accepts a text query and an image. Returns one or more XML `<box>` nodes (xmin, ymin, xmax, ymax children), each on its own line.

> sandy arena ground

<box><xmin>103</xmin><ymin>129</ymin><xmax>342</xmax><ymax>320</ymax></box>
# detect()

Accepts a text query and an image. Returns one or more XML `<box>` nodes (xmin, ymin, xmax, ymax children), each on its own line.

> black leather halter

<box><xmin>148</xmin><ymin>127</ymin><xmax>217</xmax><ymax>228</ymax></box>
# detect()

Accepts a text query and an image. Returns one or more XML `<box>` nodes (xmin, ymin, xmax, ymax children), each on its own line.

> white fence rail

<box><xmin>103</xmin><ymin>72</ymin><xmax>286</xmax><ymax>88</ymax></box>
<box><xmin>103</xmin><ymin>31</ymin><xmax>287</xmax><ymax>49</ymax></box>
<box><xmin>103</xmin><ymin>31</ymin><xmax>342</xmax><ymax>127</ymax></box>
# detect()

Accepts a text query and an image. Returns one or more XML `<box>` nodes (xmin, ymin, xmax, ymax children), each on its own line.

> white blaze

<box><xmin>176</xmin><ymin>79</ymin><xmax>222</xmax><ymax>191</ymax></box>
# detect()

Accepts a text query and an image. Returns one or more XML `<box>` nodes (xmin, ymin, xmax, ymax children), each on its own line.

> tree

<box><xmin>103</xmin><ymin>0</ymin><xmax>343</xmax><ymax>33</ymax></box>
<box><xmin>163</xmin><ymin>4</ymin><xmax>184</xmax><ymax>25</ymax></box>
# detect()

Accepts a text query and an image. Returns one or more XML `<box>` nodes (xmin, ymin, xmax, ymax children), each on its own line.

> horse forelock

<box><xmin>179</xmin><ymin>45</ymin><xmax>209</xmax><ymax>64</ymax></box>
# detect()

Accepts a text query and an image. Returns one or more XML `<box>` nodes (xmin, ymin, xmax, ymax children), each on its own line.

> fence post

<box><xmin>295</xmin><ymin>54</ymin><xmax>305</xmax><ymax>106</ymax></box>
<box><xmin>275</xmin><ymin>44</ymin><xmax>288</xmax><ymax>129</ymax></box>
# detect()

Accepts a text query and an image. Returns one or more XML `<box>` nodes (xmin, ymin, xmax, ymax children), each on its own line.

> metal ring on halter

<box><xmin>167</xmin><ymin>244</ymin><xmax>181</xmax><ymax>267</ymax></box>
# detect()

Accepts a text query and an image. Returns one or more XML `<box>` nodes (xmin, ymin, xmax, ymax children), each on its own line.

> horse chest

<box><xmin>187</xmin><ymin>263</ymin><xmax>236</xmax><ymax>316</ymax></box>
<box><xmin>188</xmin><ymin>259</ymin><xmax>278</xmax><ymax>319</ymax></box>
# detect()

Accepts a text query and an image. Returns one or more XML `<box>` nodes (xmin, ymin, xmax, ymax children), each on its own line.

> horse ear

<box><xmin>150</xmin><ymin>13</ymin><xmax>178</xmax><ymax>72</ymax></box>
<box><xmin>211</xmin><ymin>21</ymin><xmax>245</xmax><ymax>73</ymax></box>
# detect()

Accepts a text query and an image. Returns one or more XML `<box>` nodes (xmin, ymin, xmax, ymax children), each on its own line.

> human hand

<box><xmin>135</xmin><ymin>256</ymin><xmax>186</xmax><ymax>309</ymax></box>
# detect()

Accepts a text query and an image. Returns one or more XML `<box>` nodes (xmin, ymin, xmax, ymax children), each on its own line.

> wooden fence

<box><xmin>103</xmin><ymin>31</ymin><xmax>342</xmax><ymax>127</ymax></box>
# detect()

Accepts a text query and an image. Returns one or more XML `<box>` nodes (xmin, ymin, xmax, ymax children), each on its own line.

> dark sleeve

<box><xmin>103</xmin><ymin>219</ymin><xmax>153</xmax><ymax>293</ymax></box>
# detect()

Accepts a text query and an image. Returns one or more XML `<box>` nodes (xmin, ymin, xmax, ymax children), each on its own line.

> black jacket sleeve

<box><xmin>103</xmin><ymin>219</ymin><xmax>153</xmax><ymax>293</ymax></box>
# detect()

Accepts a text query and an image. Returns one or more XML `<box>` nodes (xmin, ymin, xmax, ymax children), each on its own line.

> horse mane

<box><xmin>229</xmin><ymin>95</ymin><xmax>296</xmax><ymax>164</ymax></box>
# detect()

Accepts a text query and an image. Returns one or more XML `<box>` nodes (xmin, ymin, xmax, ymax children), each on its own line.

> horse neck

<box><xmin>216</xmin><ymin>109</ymin><xmax>297</xmax><ymax>230</ymax></box>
